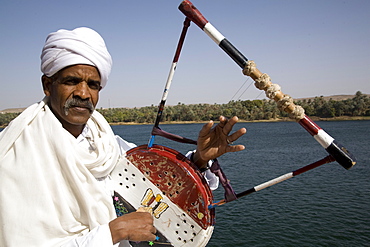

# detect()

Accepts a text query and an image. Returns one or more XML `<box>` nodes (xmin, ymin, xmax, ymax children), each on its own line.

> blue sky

<box><xmin>1</xmin><ymin>0</ymin><xmax>369</xmax><ymax>110</ymax></box>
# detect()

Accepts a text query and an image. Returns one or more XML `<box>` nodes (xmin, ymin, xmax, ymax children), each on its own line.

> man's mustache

<box><xmin>64</xmin><ymin>97</ymin><xmax>94</xmax><ymax>115</ymax></box>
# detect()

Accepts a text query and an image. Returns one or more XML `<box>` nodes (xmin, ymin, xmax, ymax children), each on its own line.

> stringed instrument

<box><xmin>111</xmin><ymin>1</ymin><xmax>356</xmax><ymax>246</ymax></box>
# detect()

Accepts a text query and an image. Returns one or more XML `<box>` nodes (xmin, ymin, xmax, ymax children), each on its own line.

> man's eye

<box><xmin>63</xmin><ymin>79</ymin><xmax>79</xmax><ymax>85</ymax></box>
<box><xmin>88</xmin><ymin>81</ymin><xmax>101</xmax><ymax>90</ymax></box>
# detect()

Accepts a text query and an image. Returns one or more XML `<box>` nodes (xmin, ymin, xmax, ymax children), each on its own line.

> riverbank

<box><xmin>108</xmin><ymin>116</ymin><xmax>370</xmax><ymax>126</ymax></box>
<box><xmin>1</xmin><ymin>116</ymin><xmax>369</xmax><ymax>129</ymax></box>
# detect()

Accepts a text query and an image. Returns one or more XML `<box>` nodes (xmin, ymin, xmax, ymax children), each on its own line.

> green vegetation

<box><xmin>98</xmin><ymin>91</ymin><xmax>370</xmax><ymax>124</ymax></box>
<box><xmin>0</xmin><ymin>113</ymin><xmax>20</xmax><ymax>127</ymax></box>
<box><xmin>1</xmin><ymin>91</ymin><xmax>369</xmax><ymax>127</ymax></box>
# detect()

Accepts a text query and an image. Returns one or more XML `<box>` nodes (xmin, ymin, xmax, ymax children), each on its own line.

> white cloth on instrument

<box><xmin>41</xmin><ymin>27</ymin><xmax>112</xmax><ymax>88</ymax></box>
<box><xmin>0</xmin><ymin>97</ymin><xmax>120</xmax><ymax>246</ymax></box>
<box><xmin>185</xmin><ymin>151</ymin><xmax>219</xmax><ymax>191</ymax></box>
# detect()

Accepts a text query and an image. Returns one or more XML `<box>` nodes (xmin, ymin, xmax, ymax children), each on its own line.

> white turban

<box><xmin>41</xmin><ymin>27</ymin><xmax>112</xmax><ymax>88</ymax></box>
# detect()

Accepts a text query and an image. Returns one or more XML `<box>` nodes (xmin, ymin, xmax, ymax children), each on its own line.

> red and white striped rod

<box><xmin>209</xmin><ymin>155</ymin><xmax>336</xmax><ymax>208</ymax></box>
<box><xmin>178</xmin><ymin>0</ymin><xmax>356</xmax><ymax>170</ymax></box>
<box><xmin>148</xmin><ymin>18</ymin><xmax>192</xmax><ymax>147</ymax></box>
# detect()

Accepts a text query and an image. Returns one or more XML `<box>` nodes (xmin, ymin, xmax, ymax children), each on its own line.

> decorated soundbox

<box><xmin>111</xmin><ymin>144</ymin><xmax>215</xmax><ymax>247</ymax></box>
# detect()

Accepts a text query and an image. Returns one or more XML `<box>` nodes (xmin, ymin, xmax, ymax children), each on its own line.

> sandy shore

<box><xmin>108</xmin><ymin>116</ymin><xmax>370</xmax><ymax>126</ymax></box>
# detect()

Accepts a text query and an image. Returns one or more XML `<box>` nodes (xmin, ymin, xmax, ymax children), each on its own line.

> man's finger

<box><xmin>222</xmin><ymin>116</ymin><xmax>240</xmax><ymax>135</ymax></box>
<box><xmin>198</xmin><ymin>120</ymin><xmax>214</xmax><ymax>138</ymax></box>
<box><xmin>228</xmin><ymin>127</ymin><xmax>247</xmax><ymax>142</ymax></box>
<box><xmin>226</xmin><ymin>144</ymin><xmax>245</xmax><ymax>153</ymax></box>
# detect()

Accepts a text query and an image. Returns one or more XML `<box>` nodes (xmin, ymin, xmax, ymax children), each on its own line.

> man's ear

<box><xmin>42</xmin><ymin>75</ymin><xmax>52</xmax><ymax>96</ymax></box>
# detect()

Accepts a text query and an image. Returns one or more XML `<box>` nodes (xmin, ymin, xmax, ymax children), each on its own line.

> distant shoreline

<box><xmin>1</xmin><ymin>116</ymin><xmax>369</xmax><ymax>129</ymax></box>
<box><xmin>108</xmin><ymin>116</ymin><xmax>370</xmax><ymax>126</ymax></box>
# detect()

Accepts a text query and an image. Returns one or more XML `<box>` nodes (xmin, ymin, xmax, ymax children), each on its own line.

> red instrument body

<box><xmin>111</xmin><ymin>144</ymin><xmax>215</xmax><ymax>247</ymax></box>
<box><xmin>127</xmin><ymin>144</ymin><xmax>215</xmax><ymax>229</ymax></box>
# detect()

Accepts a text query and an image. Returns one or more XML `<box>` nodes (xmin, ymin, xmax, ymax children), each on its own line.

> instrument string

<box><xmin>236</xmin><ymin>78</ymin><xmax>254</xmax><ymax>101</ymax></box>
<box><xmin>254</xmin><ymin>91</ymin><xmax>264</xmax><ymax>100</ymax></box>
<box><xmin>230</xmin><ymin>78</ymin><xmax>249</xmax><ymax>101</ymax></box>
<box><xmin>230</xmin><ymin>78</ymin><xmax>266</xmax><ymax>103</ymax></box>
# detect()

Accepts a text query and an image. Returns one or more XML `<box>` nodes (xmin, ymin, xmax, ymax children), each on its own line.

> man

<box><xmin>0</xmin><ymin>27</ymin><xmax>246</xmax><ymax>246</ymax></box>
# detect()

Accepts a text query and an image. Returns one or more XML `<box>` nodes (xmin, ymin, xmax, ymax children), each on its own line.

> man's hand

<box><xmin>193</xmin><ymin>116</ymin><xmax>246</xmax><ymax>169</ymax></box>
<box><xmin>109</xmin><ymin>211</ymin><xmax>156</xmax><ymax>244</ymax></box>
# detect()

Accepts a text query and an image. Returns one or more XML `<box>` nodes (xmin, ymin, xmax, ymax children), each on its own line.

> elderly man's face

<box><xmin>42</xmin><ymin>64</ymin><xmax>102</xmax><ymax>137</ymax></box>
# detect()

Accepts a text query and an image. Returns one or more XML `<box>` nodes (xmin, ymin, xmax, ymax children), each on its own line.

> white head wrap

<box><xmin>41</xmin><ymin>27</ymin><xmax>112</xmax><ymax>88</ymax></box>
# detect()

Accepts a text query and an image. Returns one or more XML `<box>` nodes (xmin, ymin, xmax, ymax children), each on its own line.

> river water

<box><xmin>1</xmin><ymin>120</ymin><xmax>368</xmax><ymax>246</ymax></box>
<box><xmin>112</xmin><ymin>120</ymin><xmax>370</xmax><ymax>247</ymax></box>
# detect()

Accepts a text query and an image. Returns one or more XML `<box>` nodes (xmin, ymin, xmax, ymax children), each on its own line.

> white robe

<box><xmin>0</xmin><ymin>98</ymin><xmax>121</xmax><ymax>246</ymax></box>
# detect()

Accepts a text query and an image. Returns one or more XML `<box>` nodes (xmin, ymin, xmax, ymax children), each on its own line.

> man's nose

<box><xmin>73</xmin><ymin>82</ymin><xmax>90</xmax><ymax>99</ymax></box>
